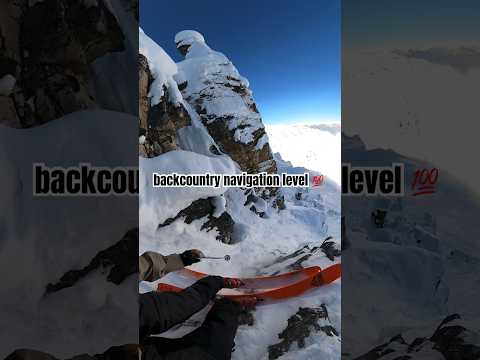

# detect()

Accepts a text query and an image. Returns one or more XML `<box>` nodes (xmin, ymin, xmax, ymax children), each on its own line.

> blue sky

<box><xmin>140</xmin><ymin>0</ymin><xmax>340</xmax><ymax>125</ymax></box>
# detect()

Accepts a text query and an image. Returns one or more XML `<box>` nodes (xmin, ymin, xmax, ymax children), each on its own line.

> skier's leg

<box><xmin>183</xmin><ymin>298</ymin><xmax>242</xmax><ymax>359</ymax></box>
<box><xmin>140</xmin><ymin>275</ymin><xmax>224</xmax><ymax>341</ymax></box>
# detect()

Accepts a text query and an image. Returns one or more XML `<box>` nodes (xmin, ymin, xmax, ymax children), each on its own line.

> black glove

<box><xmin>180</xmin><ymin>249</ymin><xmax>204</xmax><ymax>266</ymax></box>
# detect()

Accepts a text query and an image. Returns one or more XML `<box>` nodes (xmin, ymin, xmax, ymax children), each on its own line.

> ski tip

<box><xmin>312</xmin><ymin>263</ymin><xmax>341</xmax><ymax>286</ymax></box>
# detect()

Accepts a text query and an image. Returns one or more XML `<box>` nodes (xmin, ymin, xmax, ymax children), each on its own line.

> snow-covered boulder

<box><xmin>174</xmin><ymin>30</ymin><xmax>277</xmax><ymax>175</ymax></box>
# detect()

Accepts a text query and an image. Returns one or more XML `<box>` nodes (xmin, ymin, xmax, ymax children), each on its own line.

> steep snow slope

<box><xmin>266</xmin><ymin>123</ymin><xmax>341</xmax><ymax>185</ymax></box>
<box><xmin>342</xmin><ymin>134</ymin><xmax>480</xmax><ymax>357</ymax></box>
<box><xmin>0</xmin><ymin>110</ymin><xmax>138</xmax><ymax>358</ymax></box>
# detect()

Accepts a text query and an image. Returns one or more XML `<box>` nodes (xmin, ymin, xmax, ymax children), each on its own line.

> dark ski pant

<box><xmin>140</xmin><ymin>276</ymin><xmax>241</xmax><ymax>360</ymax></box>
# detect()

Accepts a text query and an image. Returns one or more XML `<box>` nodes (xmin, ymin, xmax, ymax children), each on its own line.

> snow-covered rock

<box><xmin>174</xmin><ymin>30</ymin><xmax>277</xmax><ymax>175</ymax></box>
<box><xmin>139</xmin><ymin>29</ymin><xmax>220</xmax><ymax>158</ymax></box>
<box><xmin>0</xmin><ymin>0</ymin><xmax>135</xmax><ymax>128</ymax></box>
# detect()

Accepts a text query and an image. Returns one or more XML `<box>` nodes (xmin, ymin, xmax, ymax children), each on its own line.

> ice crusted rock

<box><xmin>174</xmin><ymin>30</ymin><xmax>277</xmax><ymax>176</ymax></box>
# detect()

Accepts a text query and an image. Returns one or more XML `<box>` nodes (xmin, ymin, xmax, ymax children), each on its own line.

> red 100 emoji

<box><xmin>411</xmin><ymin>168</ymin><xmax>438</xmax><ymax>196</ymax></box>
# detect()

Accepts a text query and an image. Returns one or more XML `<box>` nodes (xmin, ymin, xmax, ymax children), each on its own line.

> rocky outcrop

<box><xmin>0</xmin><ymin>0</ymin><xmax>127</xmax><ymax>128</ymax></box>
<box><xmin>268</xmin><ymin>305</ymin><xmax>339</xmax><ymax>360</ymax></box>
<box><xmin>138</xmin><ymin>53</ymin><xmax>191</xmax><ymax>157</ymax></box>
<box><xmin>262</xmin><ymin>238</ymin><xmax>341</xmax><ymax>275</ymax></box>
<box><xmin>174</xmin><ymin>30</ymin><xmax>277</xmax><ymax>176</ymax></box>
<box><xmin>46</xmin><ymin>228</ymin><xmax>138</xmax><ymax>294</ymax></box>
<box><xmin>356</xmin><ymin>314</ymin><xmax>480</xmax><ymax>360</ymax></box>
<box><xmin>158</xmin><ymin>197</ymin><xmax>235</xmax><ymax>244</ymax></box>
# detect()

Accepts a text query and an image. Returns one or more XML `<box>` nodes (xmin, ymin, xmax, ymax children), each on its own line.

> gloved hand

<box><xmin>180</xmin><ymin>249</ymin><xmax>204</xmax><ymax>266</ymax></box>
<box><xmin>223</xmin><ymin>277</ymin><xmax>245</xmax><ymax>288</ymax></box>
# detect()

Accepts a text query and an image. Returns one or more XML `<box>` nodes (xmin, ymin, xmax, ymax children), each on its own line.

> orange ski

<box><xmin>157</xmin><ymin>264</ymin><xmax>341</xmax><ymax>303</ymax></box>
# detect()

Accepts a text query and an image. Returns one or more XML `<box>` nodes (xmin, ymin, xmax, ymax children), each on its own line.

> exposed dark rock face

<box><xmin>268</xmin><ymin>305</ymin><xmax>339</xmax><ymax>360</ymax></box>
<box><xmin>356</xmin><ymin>314</ymin><xmax>480</xmax><ymax>360</ymax></box>
<box><xmin>0</xmin><ymin>0</ymin><xmax>126</xmax><ymax>128</ymax></box>
<box><xmin>272</xmin><ymin>194</ymin><xmax>286</xmax><ymax>210</ymax></box>
<box><xmin>244</xmin><ymin>189</ymin><xmax>267</xmax><ymax>217</ymax></box>
<box><xmin>46</xmin><ymin>228</ymin><xmax>138</xmax><ymax>293</ymax></box>
<box><xmin>320</xmin><ymin>236</ymin><xmax>341</xmax><ymax>261</ymax></box>
<box><xmin>201</xmin><ymin>211</ymin><xmax>235</xmax><ymax>244</ymax></box>
<box><xmin>202</xmin><ymin>118</ymin><xmax>277</xmax><ymax>175</ymax></box>
<box><xmin>138</xmin><ymin>53</ymin><xmax>191</xmax><ymax>157</ymax></box>
<box><xmin>158</xmin><ymin>198</ymin><xmax>235</xmax><ymax>244</ymax></box>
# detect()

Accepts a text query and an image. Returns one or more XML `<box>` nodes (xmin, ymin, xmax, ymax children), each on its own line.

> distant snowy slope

<box><xmin>266</xmin><ymin>123</ymin><xmax>341</xmax><ymax>184</ymax></box>
<box><xmin>343</xmin><ymin>47</ymin><xmax>480</xmax><ymax>193</ymax></box>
